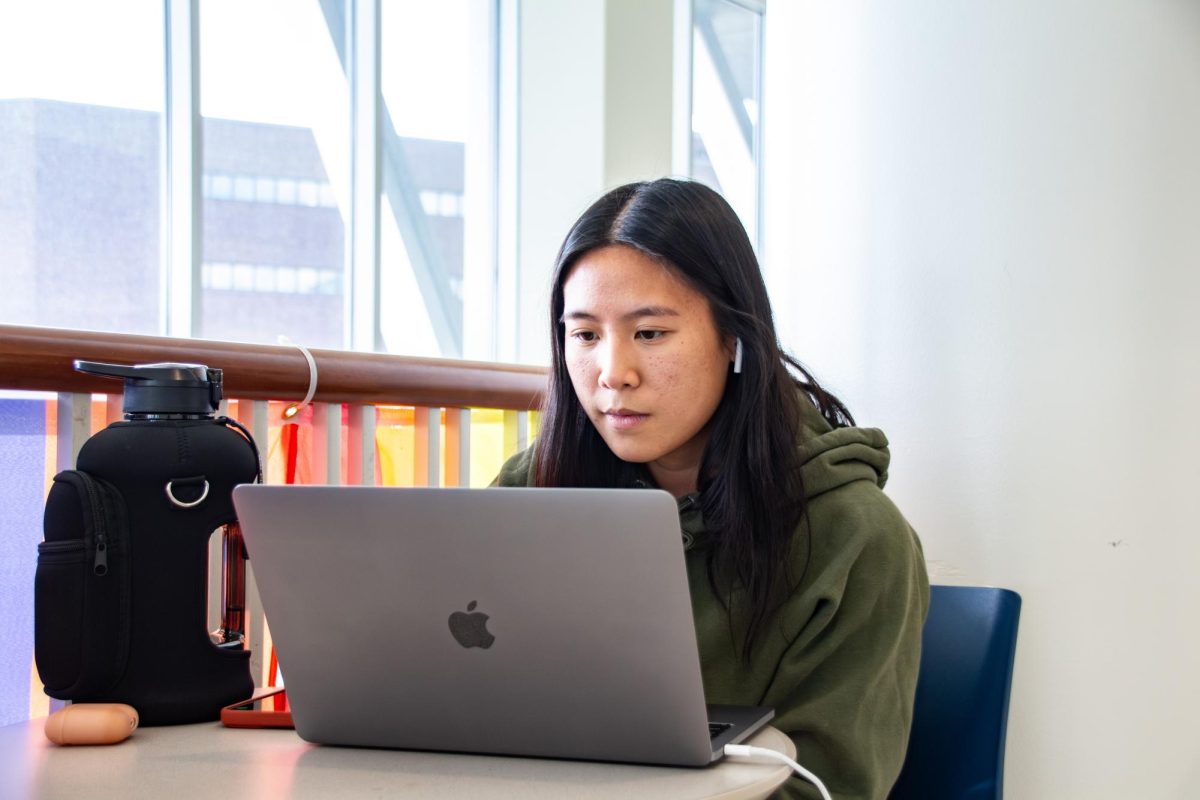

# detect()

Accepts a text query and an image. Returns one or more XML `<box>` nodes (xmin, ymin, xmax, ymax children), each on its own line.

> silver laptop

<box><xmin>231</xmin><ymin>484</ymin><xmax>773</xmax><ymax>767</ymax></box>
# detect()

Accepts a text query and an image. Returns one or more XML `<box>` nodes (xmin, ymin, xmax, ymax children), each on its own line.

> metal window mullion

<box><xmin>495</xmin><ymin>0</ymin><xmax>520</xmax><ymax>364</ymax></box>
<box><xmin>348</xmin><ymin>0</ymin><xmax>382</xmax><ymax>352</ymax></box>
<box><xmin>672</xmin><ymin>0</ymin><xmax>694</xmax><ymax>178</ymax></box>
<box><xmin>462</xmin><ymin>0</ymin><xmax>504</xmax><ymax>362</ymax></box>
<box><xmin>163</xmin><ymin>0</ymin><xmax>201</xmax><ymax>338</ymax></box>
<box><xmin>752</xmin><ymin>5</ymin><xmax>765</xmax><ymax>254</ymax></box>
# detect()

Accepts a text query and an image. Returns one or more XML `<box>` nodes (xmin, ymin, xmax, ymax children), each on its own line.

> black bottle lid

<box><xmin>74</xmin><ymin>360</ymin><xmax>223</xmax><ymax>417</ymax></box>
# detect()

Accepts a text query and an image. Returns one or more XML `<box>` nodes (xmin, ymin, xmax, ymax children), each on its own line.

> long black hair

<box><xmin>533</xmin><ymin>179</ymin><xmax>853</xmax><ymax>658</ymax></box>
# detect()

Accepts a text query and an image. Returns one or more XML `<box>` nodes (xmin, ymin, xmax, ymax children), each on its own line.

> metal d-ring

<box><xmin>166</xmin><ymin>479</ymin><xmax>210</xmax><ymax>508</ymax></box>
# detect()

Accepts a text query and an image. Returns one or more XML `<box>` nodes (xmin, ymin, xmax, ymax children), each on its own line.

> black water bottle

<box><xmin>35</xmin><ymin>360</ymin><xmax>261</xmax><ymax>725</ymax></box>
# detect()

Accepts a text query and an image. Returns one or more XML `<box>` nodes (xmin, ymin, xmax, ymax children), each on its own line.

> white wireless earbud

<box><xmin>733</xmin><ymin>338</ymin><xmax>743</xmax><ymax>374</ymax></box>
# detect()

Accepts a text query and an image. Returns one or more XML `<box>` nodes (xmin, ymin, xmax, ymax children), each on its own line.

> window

<box><xmin>379</xmin><ymin>0</ymin><xmax>498</xmax><ymax>359</ymax></box>
<box><xmin>691</xmin><ymin>0</ymin><xmax>763</xmax><ymax>248</ymax></box>
<box><xmin>276</xmin><ymin>177</ymin><xmax>297</xmax><ymax>204</ymax></box>
<box><xmin>254</xmin><ymin>177</ymin><xmax>276</xmax><ymax>204</ymax></box>
<box><xmin>0</xmin><ymin>0</ymin><xmax>164</xmax><ymax>335</ymax></box>
<box><xmin>212</xmin><ymin>174</ymin><xmax>234</xmax><ymax>199</ymax></box>
<box><xmin>233</xmin><ymin>176</ymin><xmax>257</xmax><ymax>203</ymax></box>
<box><xmin>200</xmin><ymin>0</ymin><xmax>349</xmax><ymax>349</ymax></box>
<box><xmin>0</xmin><ymin>0</ymin><xmax>501</xmax><ymax>359</ymax></box>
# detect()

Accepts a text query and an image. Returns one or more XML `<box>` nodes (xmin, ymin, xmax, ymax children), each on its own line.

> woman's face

<box><xmin>561</xmin><ymin>245</ymin><xmax>733</xmax><ymax>485</ymax></box>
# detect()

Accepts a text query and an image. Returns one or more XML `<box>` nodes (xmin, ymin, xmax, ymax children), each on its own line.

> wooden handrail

<box><xmin>0</xmin><ymin>324</ymin><xmax>546</xmax><ymax>410</ymax></box>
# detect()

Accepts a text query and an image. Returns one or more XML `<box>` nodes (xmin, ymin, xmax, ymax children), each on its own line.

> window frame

<box><xmin>160</xmin><ymin>0</ymin><xmax>502</xmax><ymax>356</ymax></box>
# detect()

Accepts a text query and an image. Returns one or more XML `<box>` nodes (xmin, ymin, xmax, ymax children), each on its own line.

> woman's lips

<box><xmin>604</xmin><ymin>411</ymin><xmax>649</xmax><ymax>431</ymax></box>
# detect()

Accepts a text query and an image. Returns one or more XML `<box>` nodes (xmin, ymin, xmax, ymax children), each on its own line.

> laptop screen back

<box><xmin>233</xmin><ymin>484</ymin><xmax>718</xmax><ymax>766</ymax></box>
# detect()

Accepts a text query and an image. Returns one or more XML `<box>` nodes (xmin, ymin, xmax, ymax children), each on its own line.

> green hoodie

<box><xmin>493</xmin><ymin>397</ymin><xmax>929</xmax><ymax>799</ymax></box>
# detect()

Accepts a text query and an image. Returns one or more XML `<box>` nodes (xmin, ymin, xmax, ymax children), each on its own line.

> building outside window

<box><xmin>0</xmin><ymin>1</ymin><xmax>165</xmax><ymax>336</ymax></box>
<box><xmin>1</xmin><ymin>0</ymin><xmax>497</xmax><ymax>360</ymax></box>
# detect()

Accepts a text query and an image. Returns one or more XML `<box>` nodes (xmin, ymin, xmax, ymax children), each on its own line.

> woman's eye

<box><xmin>571</xmin><ymin>330</ymin><xmax>597</xmax><ymax>343</ymax></box>
<box><xmin>635</xmin><ymin>330</ymin><xmax>666</xmax><ymax>341</ymax></box>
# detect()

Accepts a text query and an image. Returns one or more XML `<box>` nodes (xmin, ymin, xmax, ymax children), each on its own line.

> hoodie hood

<box><xmin>676</xmin><ymin>394</ymin><xmax>891</xmax><ymax>548</ymax></box>
<box><xmin>796</xmin><ymin>394</ymin><xmax>890</xmax><ymax>498</ymax></box>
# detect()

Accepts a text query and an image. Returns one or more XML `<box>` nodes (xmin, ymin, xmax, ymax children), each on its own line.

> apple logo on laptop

<box><xmin>448</xmin><ymin>601</ymin><xmax>495</xmax><ymax>649</ymax></box>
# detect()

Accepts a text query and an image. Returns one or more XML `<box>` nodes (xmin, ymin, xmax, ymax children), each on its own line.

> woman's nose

<box><xmin>597</xmin><ymin>340</ymin><xmax>639</xmax><ymax>390</ymax></box>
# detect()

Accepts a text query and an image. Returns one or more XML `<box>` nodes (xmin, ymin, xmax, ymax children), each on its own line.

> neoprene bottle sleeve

<box><xmin>34</xmin><ymin>361</ymin><xmax>261</xmax><ymax>725</ymax></box>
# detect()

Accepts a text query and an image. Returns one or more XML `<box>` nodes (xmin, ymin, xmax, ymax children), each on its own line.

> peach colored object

<box><xmin>44</xmin><ymin>703</ymin><xmax>138</xmax><ymax>746</ymax></box>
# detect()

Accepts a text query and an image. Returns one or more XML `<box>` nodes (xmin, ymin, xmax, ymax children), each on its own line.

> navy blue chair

<box><xmin>889</xmin><ymin>585</ymin><xmax>1022</xmax><ymax>800</ymax></box>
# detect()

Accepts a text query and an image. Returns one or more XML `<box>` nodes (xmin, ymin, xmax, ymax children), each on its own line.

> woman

<box><xmin>495</xmin><ymin>179</ymin><xmax>928</xmax><ymax>799</ymax></box>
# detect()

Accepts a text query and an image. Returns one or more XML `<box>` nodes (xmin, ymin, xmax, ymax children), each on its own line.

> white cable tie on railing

<box><xmin>278</xmin><ymin>335</ymin><xmax>318</xmax><ymax>420</ymax></box>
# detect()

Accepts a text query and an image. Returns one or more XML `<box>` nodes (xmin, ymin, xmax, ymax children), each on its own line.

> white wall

<box><xmin>763</xmin><ymin>2</ymin><xmax>1200</xmax><ymax>797</ymax></box>
<box><xmin>511</xmin><ymin>0</ymin><xmax>677</xmax><ymax>365</ymax></box>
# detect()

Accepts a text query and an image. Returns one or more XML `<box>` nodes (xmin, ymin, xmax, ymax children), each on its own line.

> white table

<box><xmin>0</xmin><ymin>718</ymin><xmax>796</xmax><ymax>799</ymax></box>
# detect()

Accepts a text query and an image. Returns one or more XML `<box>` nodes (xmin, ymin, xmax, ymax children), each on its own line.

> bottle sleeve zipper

<box><xmin>37</xmin><ymin>540</ymin><xmax>87</xmax><ymax>563</ymax></box>
<box><xmin>94</xmin><ymin>536</ymin><xmax>109</xmax><ymax>575</ymax></box>
<box><xmin>77</xmin><ymin>472</ymin><xmax>110</xmax><ymax>576</ymax></box>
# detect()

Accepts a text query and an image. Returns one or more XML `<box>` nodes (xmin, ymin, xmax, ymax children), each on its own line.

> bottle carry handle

<box><xmin>217</xmin><ymin>416</ymin><xmax>264</xmax><ymax>485</ymax></box>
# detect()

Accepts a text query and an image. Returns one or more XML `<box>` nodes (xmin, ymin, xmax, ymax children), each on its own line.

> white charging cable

<box><xmin>723</xmin><ymin>743</ymin><xmax>833</xmax><ymax>800</ymax></box>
